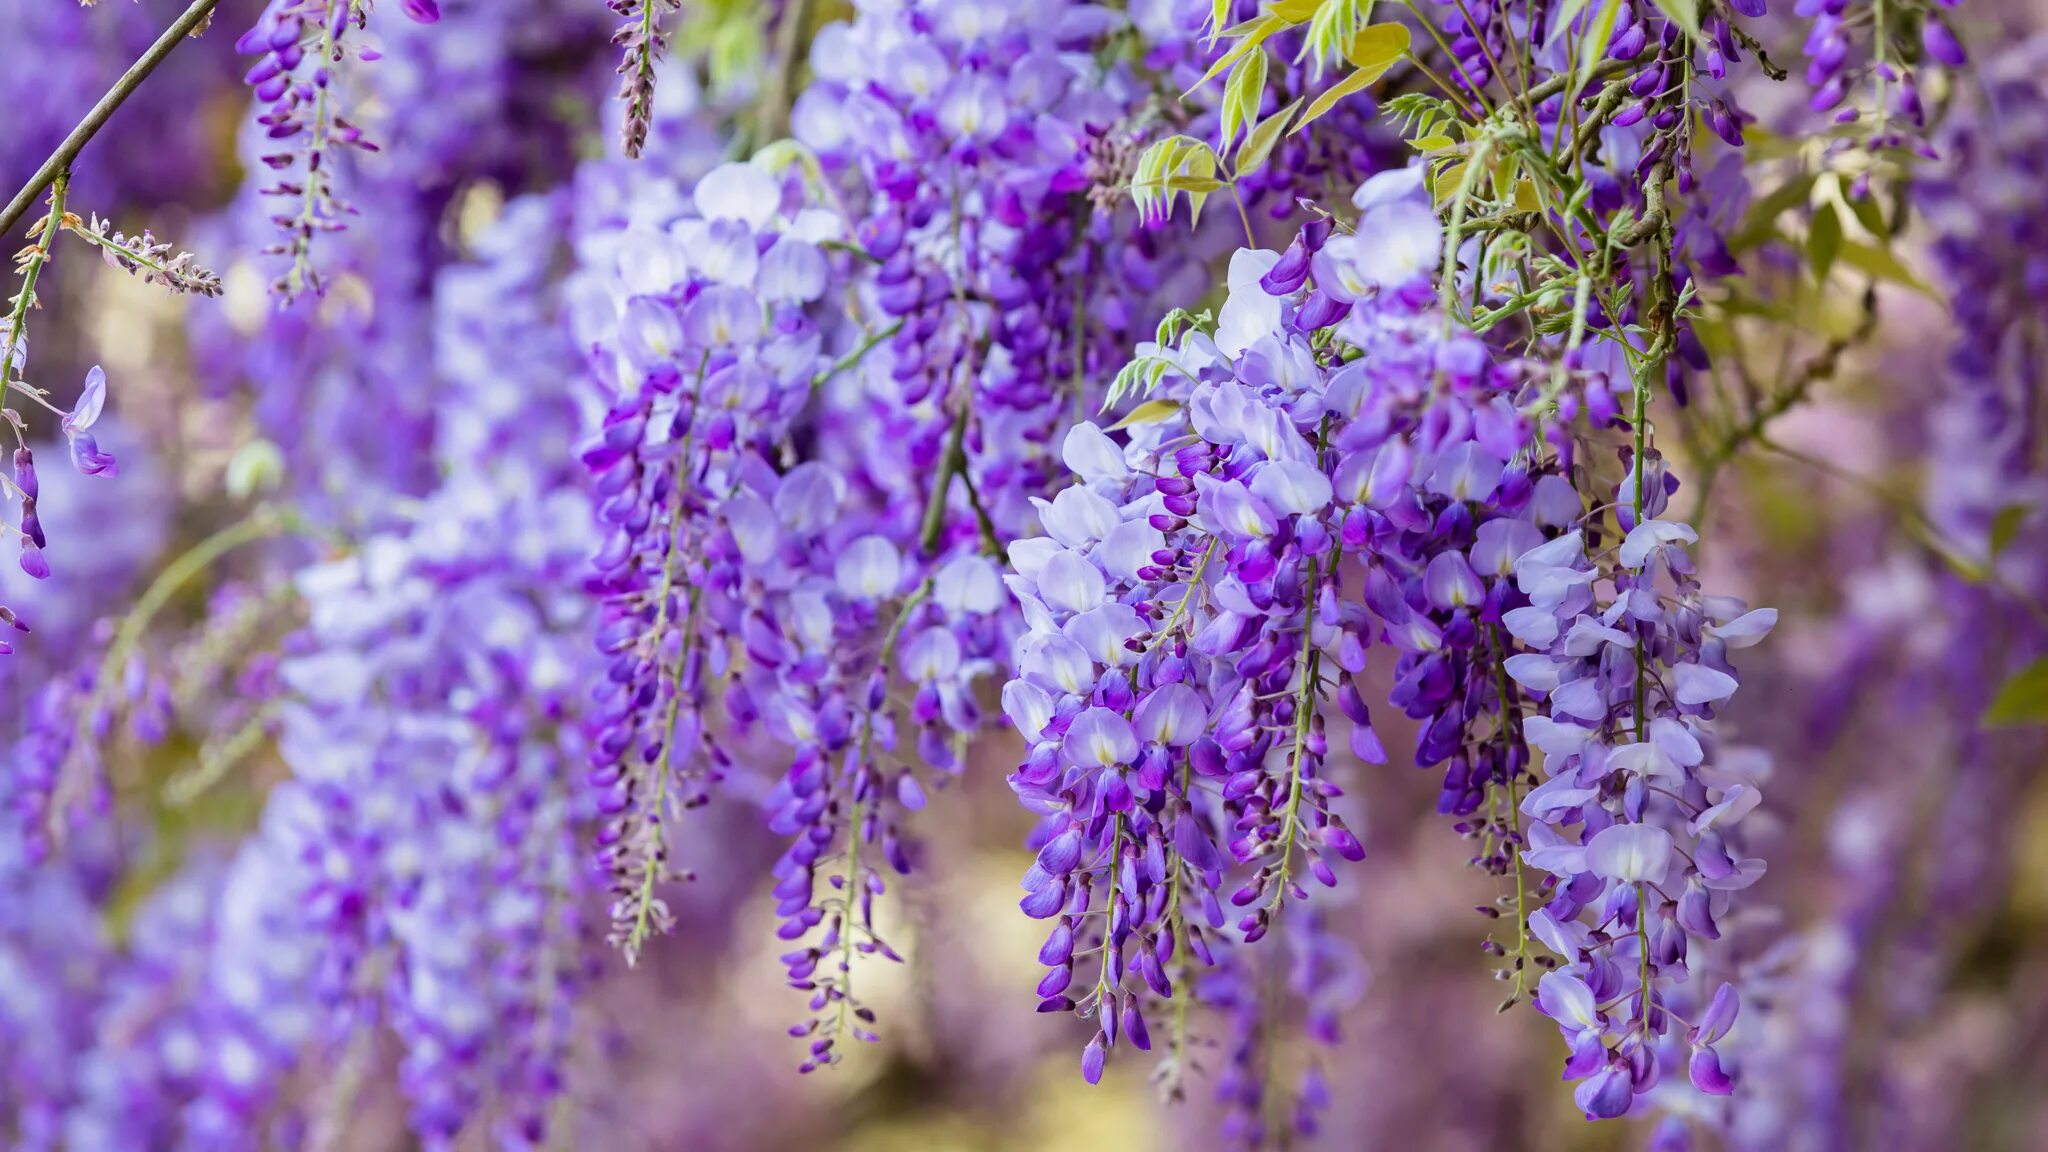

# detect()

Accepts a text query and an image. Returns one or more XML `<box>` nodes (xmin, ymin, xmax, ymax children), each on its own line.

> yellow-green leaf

<box><xmin>1647</xmin><ymin>0</ymin><xmax>1700</xmax><ymax>41</ymax></box>
<box><xmin>1109</xmin><ymin>399</ymin><xmax>1186</xmax><ymax>431</ymax></box>
<box><xmin>1410</xmin><ymin>133</ymin><xmax>1457</xmax><ymax>152</ymax></box>
<box><xmin>1294</xmin><ymin>35</ymin><xmax>1404</xmax><ymax>133</ymax></box>
<box><xmin>1237</xmin><ymin>96</ymin><xmax>1304</xmax><ymax>175</ymax></box>
<box><xmin>1223</xmin><ymin>46</ymin><xmax>1269</xmax><ymax>146</ymax></box>
<box><xmin>1576</xmin><ymin>0</ymin><xmax>1624</xmax><ymax>93</ymax></box>
<box><xmin>1835</xmin><ymin>239</ymin><xmax>1941</xmax><ymax>299</ymax></box>
<box><xmin>1731</xmin><ymin>173</ymin><xmax>1816</xmax><ymax>252</ymax></box>
<box><xmin>1268</xmin><ymin>0</ymin><xmax>1321</xmax><ymax>21</ymax></box>
<box><xmin>1807</xmin><ymin>202</ymin><xmax>1842</xmax><ymax>283</ymax></box>
<box><xmin>1985</xmin><ymin>656</ymin><xmax>2048</xmax><ymax>728</ymax></box>
<box><xmin>1208</xmin><ymin>0</ymin><xmax>1233</xmax><ymax>39</ymax></box>
<box><xmin>1847</xmin><ymin>193</ymin><xmax>1889</xmax><ymax>240</ymax></box>
<box><xmin>1545</xmin><ymin>0</ymin><xmax>1591</xmax><ymax>49</ymax></box>
<box><xmin>1188</xmin><ymin>15</ymin><xmax>1283</xmax><ymax>92</ymax></box>
<box><xmin>1342</xmin><ymin>22</ymin><xmax>1409</xmax><ymax>69</ymax></box>
<box><xmin>1429</xmin><ymin>159</ymin><xmax>1469</xmax><ymax>205</ymax></box>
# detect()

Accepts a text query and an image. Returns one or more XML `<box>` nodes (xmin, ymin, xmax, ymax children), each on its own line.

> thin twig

<box><xmin>756</xmin><ymin>0</ymin><xmax>816</xmax><ymax>144</ymax></box>
<box><xmin>0</xmin><ymin>0</ymin><xmax>220</xmax><ymax>241</ymax></box>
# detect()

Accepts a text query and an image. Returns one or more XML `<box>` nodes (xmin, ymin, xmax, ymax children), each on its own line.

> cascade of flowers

<box><xmin>0</xmin><ymin>0</ymin><xmax>2044</xmax><ymax>1148</ymax></box>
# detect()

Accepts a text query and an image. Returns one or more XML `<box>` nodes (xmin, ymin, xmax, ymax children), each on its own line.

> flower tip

<box><xmin>1080</xmin><ymin>1035</ymin><xmax>1106</xmax><ymax>1084</ymax></box>
<box><xmin>66</xmin><ymin>365</ymin><xmax>108</xmax><ymax>434</ymax></box>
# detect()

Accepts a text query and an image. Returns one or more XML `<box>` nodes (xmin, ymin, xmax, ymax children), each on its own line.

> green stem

<box><xmin>920</xmin><ymin>405</ymin><xmax>971</xmax><ymax>555</ymax></box>
<box><xmin>812</xmin><ymin>320</ymin><xmax>902</xmax><ymax>391</ymax></box>
<box><xmin>4</xmin><ymin>173</ymin><xmax>69</xmax><ymax>417</ymax></box>
<box><xmin>1269</xmin><ymin>555</ymin><xmax>1322</xmax><ymax>907</ymax></box>
<box><xmin>1626</xmin><ymin>227</ymin><xmax>1672</xmax><ymax>1032</ymax></box>
<box><xmin>53</xmin><ymin>506</ymin><xmax>314</xmax><ymax>842</ymax></box>
<box><xmin>626</xmin><ymin>357</ymin><xmax>709</xmax><ymax>959</ymax></box>
<box><xmin>1489</xmin><ymin>627</ymin><xmax>1533</xmax><ymax>1007</ymax></box>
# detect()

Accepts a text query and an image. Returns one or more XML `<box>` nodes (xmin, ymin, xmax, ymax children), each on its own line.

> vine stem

<box><xmin>0</xmin><ymin>0</ymin><xmax>220</xmax><ymax>241</ymax></box>
<box><xmin>51</xmin><ymin>505</ymin><xmax>316</xmax><ymax>844</ymax></box>
<box><xmin>1268</xmin><ymin>555</ymin><xmax>1322</xmax><ymax>907</ymax></box>
<box><xmin>828</xmin><ymin>577</ymin><xmax>934</xmax><ymax>1047</ymax></box>
<box><xmin>4</xmin><ymin>174</ymin><xmax>71</xmax><ymax>418</ymax></box>
<box><xmin>1488</xmin><ymin>627</ymin><xmax>1533</xmax><ymax>1007</ymax></box>
<box><xmin>1627</xmin><ymin>222</ymin><xmax>1673</xmax><ymax>1033</ymax></box>
<box><xmin>626</xmin><ymin>358</ymin><xmax>710</xmax><ymax>960</ymax></box>
<box><xmin>811</xmin><ymin>320</ymin><xmax>902</xmax><ymax>391</ymax></box>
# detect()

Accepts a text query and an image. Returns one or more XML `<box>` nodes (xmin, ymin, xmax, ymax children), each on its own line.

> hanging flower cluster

<box><xmin>7</xmin><ymin>0</ymin><xmax>2048</xmax><ymax>1148</ymax></box>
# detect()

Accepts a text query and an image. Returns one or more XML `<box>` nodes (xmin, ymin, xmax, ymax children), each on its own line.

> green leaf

<box><xmin>1575</xmin><ymin>0</ymin><xmax>1624</xmax><ymax>93</ymax></box>
<box><xmin>1545</xmin><ymin>0</ymin><xmax>1591</xmax><ymax>50</ymax></box>
<box><xmin>1984</xmin><ymin>657</ymin><xmax>2048</xmax><ymax>728</ymax></box>
<box><xmin>1222</xmin><ymin>46</ymin><xmax>1268</xmax><ymax>146</ymax></box>
<box><xmin>1268</xmin><ymin>0</ymin><xmax>1322</xmax><ymax>20</ymax></box>
<box><xmin>1306</xmin><ymin>0</ymin><xmax>1369</xmax><ymax>71</ymax></box>
<box><xmin>1178</xmin><ymin>142</ymin><xmax>1221</xmax><ymax>225</ymax></box>
<box><xmin>1409</xmin><ymin>133</ymin><xmax>1457</xmax><ymax>152</ymax></box>
<box><xmin>1342</xmin><ymin>21</ymin><xmax>1409</xmax><ymax>69</ymax></box>
<box><xmin>1731</xmin><ymin>173</ymin><xmax>1816</xmax><ymax>252</ymax></box>
<box><xmin>1647</xmin><ymin>0</ymin><xmax>1700</xmax><ymax>41</ymax></box>
<box><xmin>1991</xmin><ymin>505</ymin><xmax>2030</xmax><ymax>557</ymax></box>
<box><xmin>1428</xmin><ymin>158</ymin><xmax>1470</xmax><ymax>206</ymax></box>
<box><xmin>1108</xmin><ymin>398</ymin><xmax>1186</xmax><ymax>431</ymax></box>
<box><xmin>1293</xmin><ymin>25</ymin><xmax>1407</xmax><ymax>132</ymax></box>
<box><xmin>1834</xmin><ymin>239</ymin><xmax>1941</xmax><ymax>299</ymax></box>
<box><xmin>1130</xmin><ymin>135</ymin><xmax>1221</xmax><ymax>225</ymax></box>
<box><xmin>1236</xmin><ymin>96</ymin><xmax>1303</xmax><ymax>174</ymax></box>
<box><xmin>1187</xmin><ymin>14</ymin><xmax>1283</xmax><ymax>92</ymax></box>
<box><xmin>1806</xmin><ymin>202</ymin><xmax>1842</xmax><ymax>283</ymax></box>
<box><xmin>1847</xmin><ymin>193</ymin><xmax>1889</xmax><ymax>240</ymax></box>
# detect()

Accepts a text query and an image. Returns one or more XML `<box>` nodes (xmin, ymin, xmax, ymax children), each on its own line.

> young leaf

<box><xmin>1188</xmin><ymin>14</ymin><xmax>1283</xmax><ymax>92</ymax></box>
<box><xmin>1647</xmin><ymin>0</ymin><xmax>1701</xmax><ymax>41</ymax></box>
<box><xmin>1237</xmin><ymin>96</ymin><xmax>1304</xmax><ymax>174</ymax></box>
<box><xmin>1294</xmin><ymin>26</ymin><xmax>1407</xmax><ymax>132</ymax></box>
<box><xmin>1343</xmin><ymin>21</ymin><xmax>1409</xmax><ymax>69</ymax></box>
<box><xmin>1429</xmin><ymin>159</ymin><xmax>1470</xmax><ymax>206</ymax></box>
<box><xmin>1731</xmin><ymin>173</ymin><xmax>1817</xmax><ymax>252</ymax></box>
<box><xmin>1178</xmin><ymin>142</ymin><xmax>1222</xmax><ymax>225</ymax></box>
<box><xmin>1847</xmin><ymin>193</ymin><xmax>1889</xmax><ymax>240</ymax></box>
<box><xmin>1807</xmin><ymin>202</ymin><xmax>1842</xmax><ymax>283</ymax></box>
<box><xmin>1834</xmin><ymin>239</ymin><xmax>1941</xmax><ymax>299</ymax></box>
<box><xmin>1109</xmin><ymin>398</ymin><xmax>1187</xmax><ymax>430</ymax></box>
<box><xmin>1269</xmin><ymin>0</ymin><xmax>1322</xmax><ymax>20</ymax></box>
<box><xmin>1545</xmin><ymin>0</ymin><xmax>1591</xmax><ymax>50</ymax></box>
<box><xmin>1984</xmin><ymin>657</ymin><xmax>2048</xmax><ymax>728</ymax></box>
<box><xmin>1576</xmin><ymin>0</ymin><xmax>1624</xmax><ymax>94</ymax></box>
<box><xmin>1223</xmin><ymin>47</ymin><xmax>1270</xmax><ymax>147</ymax></box>
<box><xmin>1306</xmin><ymin>0</ymin><xmax>1368</xmax><ymax>73</ymax></box>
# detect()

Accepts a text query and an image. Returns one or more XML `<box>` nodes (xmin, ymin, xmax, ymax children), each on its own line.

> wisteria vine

<box><xmin>0</xmin><ymin>0</ymin><xmax>2042</xmax><ymax>1147</ymax></box>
